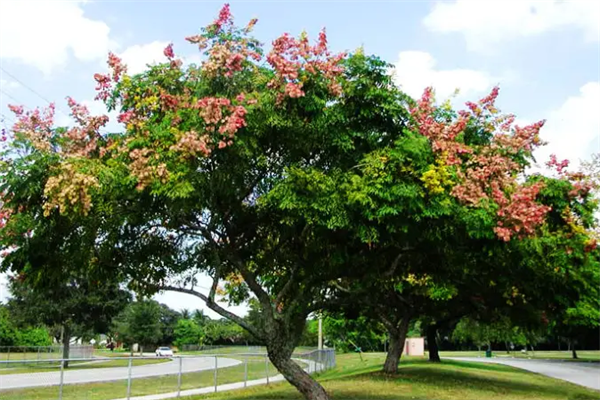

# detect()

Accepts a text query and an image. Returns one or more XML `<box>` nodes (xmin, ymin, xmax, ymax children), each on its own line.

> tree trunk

<box><xmin>268</xmin><ymin>348</ymin><xmax>329</xmax><ymax>400</ymax></box>
<box><xmin>572</xmin><ymin>346</ymin><xmax>578</xmax><ymax>359</ymax></box>
<box><xmin>427</xmin><ymin>324</ymin><xmax>440</xmax><ymax>363</ymax></box>
<box><xmin>62</xmin><ymin>324</ymin><xmax>71</xmax><ymax>369</ymax></box>
<box><xmin>505</xmin><ymin>341</ymin><xmax>510</xmax><ymax>354</ymax></box>
<box><xmin>383</xmin><ymin>317</ymin><xmax>410</xmax><ymax>374</ymax></box>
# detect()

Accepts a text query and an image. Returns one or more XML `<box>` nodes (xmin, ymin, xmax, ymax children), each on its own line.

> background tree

<box><xmin>112</xmin><ymin>300</ymin><xmax>162</xmax><ymax>354</ymax></box>
<box><xmin>158</xmin><ymin>304</ymin><xmax>181</xmax><ymax>346</ymax></box>
<box><xmin>7</xmin><ymin>274</ymin><xmax>130</xmax><ymax>366</ymax></box>
<box><xmin>174</xmin><ymin>318</ymin><xmax>203</xmax><ymax>348</ymax></box>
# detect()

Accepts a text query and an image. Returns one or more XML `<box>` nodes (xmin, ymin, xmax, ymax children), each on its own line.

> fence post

<box><xmin>177</xmin><ymin>356</ymin><xmax>182</xmax><ymax>398</ymax></box>
<box><xmin>126</xmin><ymin>357</ymin><xmax>133</xmax><ymax>400</ymax></box>
<box><xmin>244</xmin><ymin>356</ymin><xmax>248</xmax><ymax>388</ymax></box>
<box><xmin>265</xmin><ymin>354</ymin><xmax>269</xmax><ymax>385</ymax></box>
<box><xmin>58</xmin><ymin>359</ymin><xmax>65</xmax><ymax>400</ymax></box>
<box><xmin>214</xmin><ymin>356</ymin><xmax>218</xmax><ymax>392</ymax></box>
<box><xmin>318</xmin><ymin>350</ymin><xmax>322</xmax><ymax>372</ymax></box>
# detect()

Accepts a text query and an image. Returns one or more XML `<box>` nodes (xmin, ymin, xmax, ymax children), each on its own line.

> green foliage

<box><xmin>112</xmin><ymin>300</ymin><xmax>163</xmax><ymax>349</ymax></box>
<box><xmin>0</xmin><ymin>306</ymin><xmax>17</xmax><ymax>346</ymax></box>
<box><xmin>174</xmin><ymin>319</ymin><xmax>204</xmax><ymax>347</ymax></box>
<box><xmin>452</xmin><ymin>317</ymin><xmax>532</xmax><ymax>349</ymax></box>
<box><xmin>322</xmin><ymin>313</ymin><xmax>386</xmax><ymax>353</ymax></box>
<box><xmin>15</xmin><ymin>326</ymin><xmax>52</xmax><ymax>347</ymax></box>
<box><xmin>204</xmin><ymin>319</ymin><xmax>247</xmax><ymax>345</ymax></box>
<box><xmin>0</xmin><ymin>305</ymin><xmax>52</xmax><ymax>347</ymax></box>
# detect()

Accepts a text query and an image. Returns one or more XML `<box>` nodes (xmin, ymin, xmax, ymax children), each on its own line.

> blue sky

<box><xmin>1</xmin><ymin>0</ymin><xmax>599</xmax><ymax>316</ymax></box>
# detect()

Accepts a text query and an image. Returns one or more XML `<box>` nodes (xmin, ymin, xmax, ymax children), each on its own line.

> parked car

<box><xmin>155</xmin><ymin>347</ymin><xmax>174</xmax><ymax>357</ymax></box>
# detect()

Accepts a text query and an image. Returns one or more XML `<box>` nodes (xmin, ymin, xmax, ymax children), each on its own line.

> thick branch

<box><xmin>274</xmin><ymin>268</ymin><xmax>298</xmax><ymax>309</ymax></box>
<box><xmin>161</xmin><ymin>285</ymin><xmax>260</xmax><ymax>338</ymax></box>
<box><xmin>384</xmin><ymin>246</ymin><xmax>413</xmax><ymax>278</ymax></box>
<box><xmin>225</xmin><ymin>254</ymin><xmax>274</xmax><ymax>320</ymax></box>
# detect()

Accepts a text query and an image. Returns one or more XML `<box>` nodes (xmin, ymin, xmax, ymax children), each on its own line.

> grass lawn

<box><xmin>439</xmin><ymin>350</ymin><xmax>600</xmax><ymax>361</ymax></box>
<box><xmin>0</xmin><ymin>357</ymin><xmax>296</xmax><ymax>400</ymax></box>
<box><xmin>0</xmin><ymin>358</ymin><xmax>169</xmax><ymax>375</ymax></box>
<box><xmin>189</xmin><ymin>353</ymin><xmax>599</xmax><ymax>400</ymax></box>
<box><xmin>3</xmin><ymin>352</ymin><xmax>598</xmax><ymax>400</ymax></box>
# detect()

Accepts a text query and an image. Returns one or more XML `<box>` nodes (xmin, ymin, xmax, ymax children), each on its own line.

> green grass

<box><xmin>0</xmin><ymin>358</ymin><xmax>169</xmax><ymax>375</ymax></box>
<box><xmin>0</xmin><ymin>357</ymin><xmax>297</xmax><ymax>400</ymax></box>
<box><xmin>439</xmin><ymin>350</ymin><xmax>600</xmax><ymax>361</ymax></box>
<box><xmin>189</xmin><ymin>353</ymin><xmax>599</xmax><ymax>400</ymax></box>
<box><xmin>3</xmin><ymin>352</ymin><xmax>598</xmax><ymax>400</ymax></box>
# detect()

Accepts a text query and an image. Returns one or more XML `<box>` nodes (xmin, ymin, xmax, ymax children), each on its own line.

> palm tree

<box><xmin>180</xmin><ymin>309</ymin><xmax>191</xmax><ymax>320</ymax></box>
<box><xmin>193</xmin><ymin>309</ymin><xmax>208</xmax><ymax>325</ymax></box>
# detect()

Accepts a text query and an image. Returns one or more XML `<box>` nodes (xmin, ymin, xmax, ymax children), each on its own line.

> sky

<box><xmin>0</xmin><ymin>0</ymin><xmax>599</xmax><ymax>317</ymax></box>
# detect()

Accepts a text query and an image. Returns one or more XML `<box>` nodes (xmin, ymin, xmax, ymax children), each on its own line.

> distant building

<box><xmin>405</xmin><ymin>338</ymin><xmax>424</xmax><ymax>356</ymax></box>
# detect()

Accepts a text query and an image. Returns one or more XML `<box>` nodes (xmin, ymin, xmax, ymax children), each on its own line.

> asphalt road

<box><xmin>448</xmin><ymin>357</ymin><xmax>600</xmax><ymax>391</ymax></box>
<box><xmin>0</xmin><ymin>356</ymin><xmax>241</xmax><ymax>390</ymax></box>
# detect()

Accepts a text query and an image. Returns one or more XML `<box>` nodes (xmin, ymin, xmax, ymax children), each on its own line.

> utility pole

<box><xmin>318</xmin><ymin>316</ymin><xmax>323</xmax><ymax>350</ymax></box>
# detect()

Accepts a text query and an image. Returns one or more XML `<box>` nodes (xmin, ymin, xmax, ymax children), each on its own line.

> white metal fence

<box><xmin>0</xmin><ymin>345</ymin><xmax>94</xmax><ymax>362</ymax></box>
<box><xmin>0</xmin><ymin>349</ymin><xmax>336</xmax><ymax>400</ymax></box>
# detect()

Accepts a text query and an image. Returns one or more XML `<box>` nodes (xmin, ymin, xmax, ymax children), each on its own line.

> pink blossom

<box><xmin>164</xmin><ymin>43</ymin><xmax>175</xmax><ymax>59</ymax></box>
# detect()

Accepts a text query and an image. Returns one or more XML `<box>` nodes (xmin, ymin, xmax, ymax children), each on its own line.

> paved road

<box><xmin>0</xmin><ymin>356</ymin><xmax>241</xmax><ymax>390</ymax></box>
<box><xmin>448</xmin><ymin>357</ymin><xmax>600</xmax><ymax>391</ymax></box>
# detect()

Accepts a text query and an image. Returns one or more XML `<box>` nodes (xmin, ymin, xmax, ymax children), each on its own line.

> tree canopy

<box><xmin>0</xmin><ymin>4</ymin><xmax>598</xmax><ymax>400</ymax></box>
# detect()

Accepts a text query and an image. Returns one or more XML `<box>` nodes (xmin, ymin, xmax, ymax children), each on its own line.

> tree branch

<box><xmin>160</xmin><ymin>284</ymin><xmax>260</xmax><ymax>339</ymax></box>
<box><xmin>384</xmin><ymin>246</ymin><xmax>413</xmax><ymax>278</ymax></box>
<box><xmin>274</xmin><ymin>268</ymin><xmax>298</xmax><ymax>309</ymax></box>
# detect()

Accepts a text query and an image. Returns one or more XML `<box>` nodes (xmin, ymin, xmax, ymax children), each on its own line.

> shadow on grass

<box><xmin>357</xmin><ymin>363</ymin><xmax>598</xmax><ymax>400</ymax></box>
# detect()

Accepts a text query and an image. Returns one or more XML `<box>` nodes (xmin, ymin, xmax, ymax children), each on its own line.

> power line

<box><xmin>0</xmin><ymin>67</ymin><xmax>110</xmax><ymax>135</ymax></box>
<box><xmin>0</xmin><ymin>88</ymin><xmax>22</xmax><ymax>105</ymax></box>
<box><xmin>0</xmin><ymin>67</ymin><xmax>57</xmax><ymax>108</ymax></box>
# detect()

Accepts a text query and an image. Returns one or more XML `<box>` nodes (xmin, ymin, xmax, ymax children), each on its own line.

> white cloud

<box><xmin>392</xmin><ymin>51</ymin><xmax>496</xmax><ymax>101</ymax></box>
<box><xmin>423</xmin><ymin>0</ymin><xmax>600</xmax><ymax>53</ymax></box>
<box><xmin>0</xmin><ymin>273</ymin><xmax>7</xmax><ymax>304</ymax></box>
<box><xmin>0</xmin><ymin>0</ymin><xmax>116</xmax><ymax>75</ymax></box>
<box><xmin>119</xmin><ymin>41</ymin><xmax>170</xmax><ymax>76</ymax></box>
<box><xmin>534</xmin><ymin>82</ymin><xmax>600</xmax><ymax>169</ymax></box>
<box><xmin>0</xmin><ymin>78</ymin><xmax>20</xmax><ymax>90</ymax></box>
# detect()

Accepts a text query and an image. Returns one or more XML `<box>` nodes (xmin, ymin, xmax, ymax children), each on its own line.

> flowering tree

<box><xmin>1</xmin><ymin>4</ymin><xmax>598</xmax><ymax>398</ymax></box>
<box><xmin>274</xmin><ymin>87</ymin><xmax>600</xmax><ymax>373</ymax></box>
<box><xmin>0</xmin><ymin>5</ymin><xmax>402</xmax><ymax>399</ymax></box>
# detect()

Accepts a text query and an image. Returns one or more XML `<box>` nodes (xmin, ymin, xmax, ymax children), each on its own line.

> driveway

<box><xmin>0</xmin><ymin>356</ymin><xmax>241</xmax><ymax>390</ymax></box>
<box><xmin>447</xmin><ymin>357</ymin><xmax>600</xmax><ymax>391</ymax></box>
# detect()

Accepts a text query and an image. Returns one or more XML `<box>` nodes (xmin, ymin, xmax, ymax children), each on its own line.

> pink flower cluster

<box><xmin>410</xmin><ymin>88</ymin><xmax>471</xmax><ymax>165</ymax></box>
<box><xmin>62</xmin><ymin>97</ymin><xmax>109</xmax><ymax>157</ymax></box>
<box><xmin>202</xmin><ymin>40</ymin><xmax>261</xmax><ymax>78</ymax></box>
<box><xmin>546</xmin><ymin>154</ymin><xmax>570</xmax><ymax>175</ymax></box>
<box><xmin>411</xmin><ymin>87</ymin><xmax>552</xmax><ymax>241</ymax></box>
<box><xmin>546</xmin><ymin>154</ymin><xmax>596</xmax><ymax>199</ymax></box>
<box><xmin>170</xmin><ymin>130</ymin><xmax>212</xmax><ymax>157</ymax></box>
<box><xmin>266</xmin><ymin>28</ymin><xmax>346</xmax><ymax>102</ymax></box>
<box><xmin>9</xmin><ymin>103</ymin><xmax>55</xmax><ymax>152</ymax></box>
<box><xmin>128</xmin><ymin>148</ymin><xmax>168</xmax><ymax>191</ymax></box>
<box><xmin>95</xmin><ymin>53</ymin><xmax>127</xmax><ymax>101</ymax></box>
<box><xmin>494</xmin><ymin>182</ymin><xmax>552</xmax><ymax>241</ymax></box>
<box><xmin>163</xmin><ymin>43</ymin><xmax>175</xmax><ymax>59</ymax></box>
<box><xmin>196</xmin><ymin>96</ymin><xmax>248</xmax><ymax>147</ymax></box>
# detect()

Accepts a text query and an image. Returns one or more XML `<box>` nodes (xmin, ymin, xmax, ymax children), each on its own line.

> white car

<box><xmin>155</xmin><ymin>347</ymin><xmax>174</xmax><ymax>357</ymax></box>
